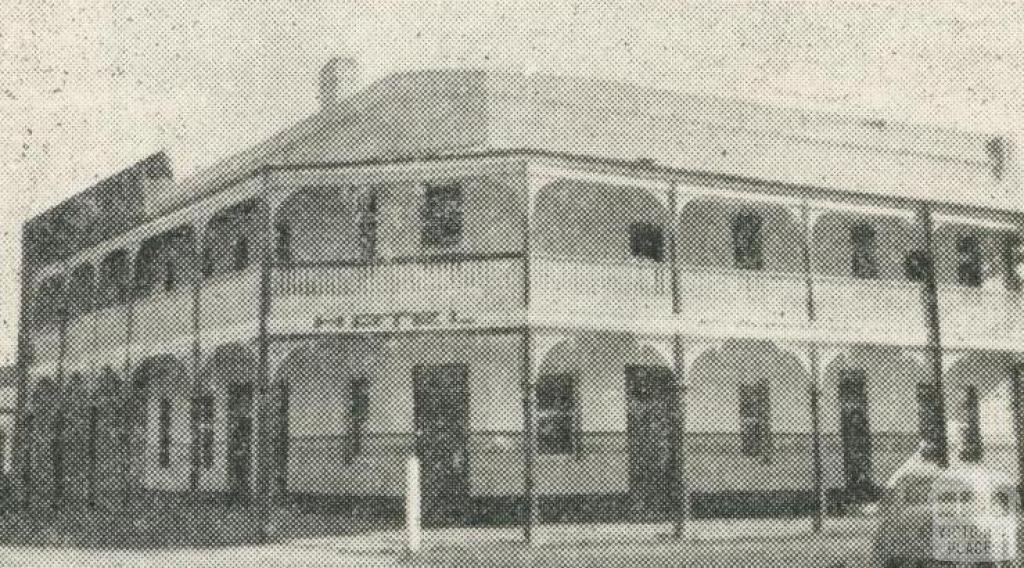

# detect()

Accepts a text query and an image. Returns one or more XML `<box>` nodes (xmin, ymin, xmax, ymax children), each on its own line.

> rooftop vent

<box><xmin>319</xmin><ymin>57</ymin><xmax>361</xmax><ymax>113</ymax></box>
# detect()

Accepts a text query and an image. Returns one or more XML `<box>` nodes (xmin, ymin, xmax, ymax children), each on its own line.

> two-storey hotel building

<box><xmin>15</xmin><ymin>61</ymin><xmax>1024</xmax><ymax>528</ymax></box>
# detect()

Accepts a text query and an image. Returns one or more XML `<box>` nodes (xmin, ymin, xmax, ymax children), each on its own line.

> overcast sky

<box><xmin>1</xmin><ymin>0</ymin><xmax>1023</xmax><ymax>365</ymax></box>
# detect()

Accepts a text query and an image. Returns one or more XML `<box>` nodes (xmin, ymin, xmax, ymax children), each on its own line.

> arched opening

<box><xmin>202</xmin><ymin>199</ymin><xmax>263</xmax><ymax>279</ymax></box>
<box><xmin>934</xmin><ymin>224</ymin><xmax>1018</xmax><ymax>289</ymax></box>
<box><xmin>274</xmin><ymin>188</ymin><xmax>375</xmax><ymax>267</ymax></box>
<box><xmin>89</xmin><ymin>368</ymin><xmax>122</xmax><ymax>507</ymax></box>
<box><xmin>133</xmin><ymin>355</ymin><xmax>190</xmax><ymax>492</ymax></box>
<box><xmin>133</xmin><ymin>226</ymin><xmax>199</xmax><ymax>299</ymax></box>
<box><xmin>677</xmin><ymin>199</ymin><xmax>803</xmax><ymax>272</ymax></box>
<box><xmin>533</xmin><ymin>180</ymin><xmax>670</xmax><ymax>263</ymax></box>
<box><xmin>820</xmin><ymin>346</ymin><xmax>927</xmax><ymax>509</ymax></box>
<box><xmin>203</xmin><ymin>343</ymin><xmax>257</xmax><ymax>503</ymax></box>
<box><xmin>944</xmin><ymin>351</ymin><xmax>1015</xmax><ymax>470</ymax></box>
<box><xmin>686</xmin><ymin>339</ymin><xmax>812</xmax><ymax>518</ymax></box>
<box><xmin>811</xmin><ymin>213</ymin><xmax>922</xmax><ymax>281</ymax></box>
<box><xmin>274</xmin><ymin>338</ymin><xmax>380</xmax><ymax>499</ymax></box>
<box><xmin>66</xmin><ymin>263</ymin><xmax>95</xmax><ymax>318</ymax></box>
<box><xmin>534</xmin><ymin>332</ymin><xmax>673</xmax><ymax>522</ymax></box>
<box><xmin>97</xmin><ymin>249</ymin><xmax>132</xmax><ymax>309</ymax></box>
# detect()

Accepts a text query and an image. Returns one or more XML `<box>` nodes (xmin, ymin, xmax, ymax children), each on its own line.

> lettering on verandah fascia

<box><xmin>313</xmin><ymin>309</ymin><xmax>476</xmax><ymax>331</ymax></box>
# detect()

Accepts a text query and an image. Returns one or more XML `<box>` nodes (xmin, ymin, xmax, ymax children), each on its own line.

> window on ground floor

<box><xmin>958</xmin><ymin>385</ymin><xmax>982</xmax><ymax>463</ymax></box>
<box><xmin>158</xmin><ymin>398</ymin><xmax>172</xmax><ymax>468</ymax></box>
<box><xmin>916</xmin><ymin>382</ymin><xmax>942</xmax><ymax>463</ymax></box>
<box><xmin>345</xmin><ymin>376</ymin><xmax>369</xmax><ymax>464</ymax></box>
<box><xmin>957</xmin><ymin>234</ymin><xmax>983</xmax><ymax>287</ymax></box>
<box><xmin>537</xmin><ymin>373</ymin><xmax>580</xmax><ymax>456</ymax></box>
<box><xmin>194</xmin><ymin>395</ymin><xmax>215</xmax><ymax>469</ymax></box>
<box><xmin>739</xmin><ymin>382</ymin><xmax>772</xmax><ymax>463</ymax></box>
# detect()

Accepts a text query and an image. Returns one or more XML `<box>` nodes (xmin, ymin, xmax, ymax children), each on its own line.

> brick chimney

<box><xmin>319</xmin><ymin>57</ymin><xmax>361</xmax><ymax>113</ymax></box>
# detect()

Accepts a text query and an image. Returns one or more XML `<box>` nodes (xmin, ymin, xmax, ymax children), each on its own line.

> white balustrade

<box><xmin>938</xmin><ymin>284</ymin><xmax>1024</xmax><ymax>349</ymax></box>
<box><xmin>530</xmin><ymin>254</ymin><xmax>672</xmax><ymax>319</ymax></box>
<box><xmin>677</xmin><ymin>266</ymin><xmax>808</xmax><ymax>332</ymax></box>
<box><xmin>813</xmin><ymin>275</ymin><xmax>927</xmax><ymax>344</ymax></box>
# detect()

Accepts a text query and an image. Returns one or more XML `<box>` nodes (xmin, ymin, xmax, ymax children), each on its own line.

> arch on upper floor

<box><xmin>676</xmin><ymin>198</ymin><xmax>803</xmax><ymax>273</ymax></box>
<box><xmin>533</xmin><ymin>179</ymin><xmax>671</xmax><ymax>262</ymax></box>
<box><xmin>133</xmin><ymin>225</ymin><xmax>199</xmax><ymax>299</ymax></box>
<box><xmin>66</xmin><ymin>263</ymin><xmax>96</xmax><ymax>317</ymax></box>
<box><xmin>931</xmin><ymin>223</ymin><xmax>1020</xmax><ymax>289</ymax></box>
<box><xmin>202</xmin><ymin>198</ymin><xmax>264</xmax><ymax>278</ymax></box>
<box><xmin>273</xmin><ymin>187</ymin><xmax>374</xmax><ymax>267</ymax></box>
<box><xmin>811</xmin><ymin>212</ymin><xmax>923</xmax><ymax>281</ymax></box>
<box><xmin>96</xmin><ymin>248</ymin><xmax>132</xmax><ymax>309</ymax></box>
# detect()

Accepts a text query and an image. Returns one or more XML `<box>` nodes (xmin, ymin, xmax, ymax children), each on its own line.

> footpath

<box><xmin>0</xmin><ymin>517</ymin><xmax>877</xmax><ymax>567</ymax></box>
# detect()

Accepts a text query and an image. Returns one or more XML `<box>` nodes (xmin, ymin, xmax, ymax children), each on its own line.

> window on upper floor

<box><xmin>739</xmin><ymin>382</ymin><xmax>772</xmax><ymax>463</ymax></box>
<box><xmin>850</xmin><ymin>223</ymin><xmax>879</xmax><ymax>279</ymax></box>
<box><xmin>731</xmin><ymin>212</ymin><xmax>764</xmax><ymax>271</ymax></box>
<box><xmin>98</xmin><ymin>249</ymin><xmax>132</xmax><ymax>308</ymax></box>
<box><xmin>629</xmin><ymin>222</ymin><xmax>665</xmax><ymax>262</ymax></box>
<box><xmin>421</xmin><ymin>183</ymin><xmax>463</xmax><ymax>248</ymax></box>
<box><xmin>1001</xmin><ymin>233</ymin><xmax>1023</xmax><ymax>291</ymax></box>
<box><xmin>956</xmin><ymin>234</ymin><xmax>983</xmax><ymax>287</ymax></box>
<box><xmin>274</xmin><ymin>221</ymin><xmax>292</xmax><ymax>268</ymax></box>
<box><xmin>232</xmin><ymin>236</ymin><xmax>249</xmax><ymax>272</ymax></box>
<box><xmin>66</xmin><ymin>263</ymin><xmax>95</xmax><ymax>317</ymax></box>
<box><xmin>537</xmin><ymin>373</ymin><xmax>580</xmax><ymax>456</ymax></box>
<box><xmin>33</xmin><ymin>275</ymin><xmax>65</xmax><ymax>329</ymax></box>
<box><xmin>204</xmin><ymin>200</ymin><xmax>260</xmax><ymax>278</ymax></box>
<box><xmin>358</xmin><ymin>190</ymin><xmax>378</xmax><ymax>261</ymax></box>
<box><xmin>904</xmin><ymin>250</ymin><xmax>930</xmax><ymax>283</ymax></box>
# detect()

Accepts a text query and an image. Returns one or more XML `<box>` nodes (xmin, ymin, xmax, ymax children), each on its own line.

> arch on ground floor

<box><xmin>88</xmin><ymin>367</ymin><xmax>123</xmax><ymax>504</ymax></box>
<box><xmin>200</xmin><ymin>343</ymin><xmax>258</xmax><ymax>502</ymax></box>
<box><xmin>944</xmin><ymin>350</ymin><xmax>1015</xmax><ymax>467</ymax></box>
<box><xmin>132</xmin><ymin>354</ymin><xmax>190</xmax><ymax>492</ymax></box>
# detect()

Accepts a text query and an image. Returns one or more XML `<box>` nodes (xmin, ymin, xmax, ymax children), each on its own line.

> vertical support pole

<box><xmin>53</xmin><ymin>291</ymin><xmax>68</xmax><ymax>510</ymax></box>
<box><xmin>667</xmin><ymin>182</ymin><xmax>688</xmax><ymax>539</ymax></box>
<box><xmin>671</xmin><ymin>335</ymin><xmax>688</xmax><ymax>539</ymax></box>
<box><xmin>808</xmin><ymin>345</ymin><xmax>824</xmax><ymax>532</ymax></box>
<box><xmin>188</xmin><ymin>274</ymin><xmax>203</xmax><ymax>496</ymax></box>
<box><xmin>1011</xmin><ymin>364</ymin><xmax>1024</xmax><ymax>505</ymax></box>
<box><xmin>521</xmin><ymin>163</ymin><xmax>537</xmax><ymax>545</ymax></box>
<box><xmin>919</xmin><ymin>203</ymin><xmax>949</xmax><ymax>468</ymax></box>
<box><xmin>799</xmin><ymin>200</ymin><xmax>825</xmax><ymax>532</ymax></box>
<box><xmin>521</xmin><ymin>329</ymin><xmax>537</xmax><ymax>545</ymax></box>
<box><xmin>120</xmin><ymin>292</ymin><xmax>135</xmax><ymax>509</ymax></box>
<box><xmin>254</xmin><ymin>169</ymin><xmax>274</xmax><ymax>542</ymax></box>
<box><xmin>12</xmin><ymin>236</ymin><xmax>34</xmax><ymax>512</ymax></box>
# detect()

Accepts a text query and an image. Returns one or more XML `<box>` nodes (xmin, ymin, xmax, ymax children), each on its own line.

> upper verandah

<box><xmin>22</xmin><ymin>63</ymin><xmax>1019</xmax><ymax>270</ymax></box>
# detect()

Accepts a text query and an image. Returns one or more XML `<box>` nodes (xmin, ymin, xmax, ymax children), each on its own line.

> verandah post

<box><xmin>799</xmin><ymin>199</ymin><xmax>825</xmax><ymax>532</ymax></box>
<box><xmin>667</xmin><ymin>182</ymin><xmax>688</xmax><ymax>540</ymax></box>
<box><xmin>254</xmin><ymin>169</ymin><xmax>274</xmax><ymax>542</ymax></box>
<box><xmin>919</xmin><ymin>203</ymin><xmax>950</xmax><ymax>468</ymax></box>
<box><xmin>521</xmin><ymin>328</ymin><xmax>537</xmax><ymax>544</ymax></box>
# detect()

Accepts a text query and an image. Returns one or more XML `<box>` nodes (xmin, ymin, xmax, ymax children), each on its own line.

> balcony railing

<box><xmin>677</xmin><ymin>266</ymin><xmax>808</xmax><ymax>333</ymax></box>
<box><xmin>813</xmin><ymin>275</ymin><xmax>926</xmax><ymax>344</ymax></box>
<box><xmin>938</xmin><ymin>284</ymin><xmax>1024</xmax><ymax>349</ymax></box>
<box><xmin>270</xmin><ymin>256</ymin><xmax>525</xmax><ymax>331</ymax></box>
<box><xmin>530</xmin><ymin>254</ymin><xmax>672</xmax><ymax>317</ymax></box>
